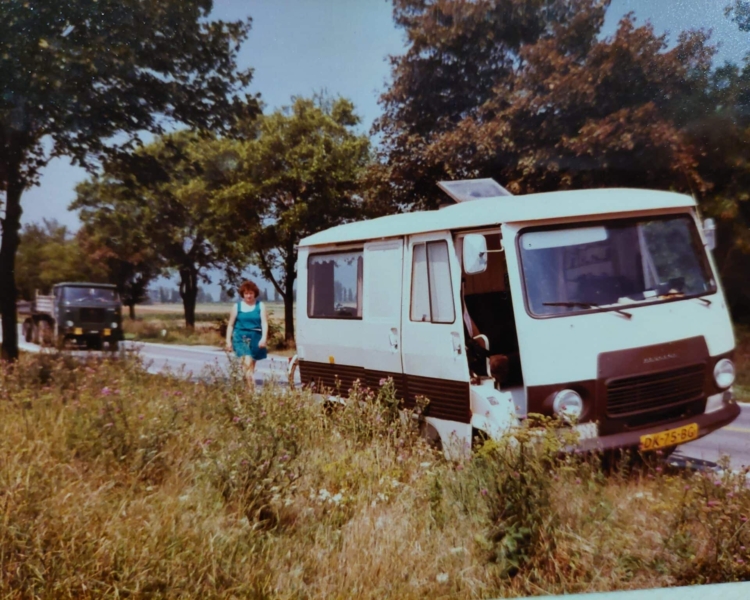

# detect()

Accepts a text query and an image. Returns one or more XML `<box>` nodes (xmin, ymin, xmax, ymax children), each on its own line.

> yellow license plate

<box><xmin>640</xmin><ymin>423</ymin><xmax>699</xmax><ymax>451</ymax></box>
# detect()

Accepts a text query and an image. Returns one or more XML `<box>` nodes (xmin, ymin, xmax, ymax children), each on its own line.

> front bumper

<box><xmin>64</xmin><ymin>327</ymin><xmax>123</xmax><ymax>341</ymax></box>
<box><xmin>574</xmin><ymin>391</ymin><xmax>740</xmax><ymax>452</ymax></box>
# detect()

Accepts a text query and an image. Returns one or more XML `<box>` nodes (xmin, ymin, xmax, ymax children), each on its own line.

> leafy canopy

<box><xmin>72</xmin><ymin>131</ymin><xmax>251</xmax><ymax>327</ymax></box>
<box><xmin>229</xmin><ymin>96</ymin><xmax>371</xmax><ymax>340</ymax></box>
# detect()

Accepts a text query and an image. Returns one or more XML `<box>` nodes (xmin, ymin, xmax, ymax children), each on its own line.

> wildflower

<box><xmin>480</xmin><ymin>488</ymin><xmax>488</xmax><ymax>496</ymax></box>
<box><xmin>232</xmin><ymin>416</ymin><xmax>241</xmax><ymax>423</ymax></box>
<box><xmin>138</xmin><ymin>414</ymin><xmax>144</xmax><ymax>421</ymax></box>
<box><xmin>707</xmin><ymin>500</ymin><xmax>719</xmax><ymax>508</ymax></box>
<box><xmin>101</xmin><ymin>387</ymin><xmax>112</xmax><ymax>396</ymax></box>
<box><xmin>379</xmin><ymin>378</ymin><xmax>388</xmax><ymax>386</ymax></box>
<box><xmin>436</xmin><ymin>573</ymin><xmax>449</xmax><ymax>583</ymax></box>
<box><xmin>575</xmin><ymin>478</ymin><xmax>581</xmax><ymax>485</ymax></box>
<box><xmin>656</xmin><ymin>467</ymin><xmax>662</xmax><ymax>473</ymax></box>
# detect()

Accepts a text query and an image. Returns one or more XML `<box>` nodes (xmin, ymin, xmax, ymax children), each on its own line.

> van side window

<box><xmin>410</xmin><ymin>241</ymin><xmax>455</xmax><ymax>324</ymax></box>
<box><xmin>307</xmin><ymin>251</ymin><xmax>363</xmax><ymax>319</ymax></box>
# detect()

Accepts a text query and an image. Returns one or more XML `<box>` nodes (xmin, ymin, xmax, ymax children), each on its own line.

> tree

<box><xmin>1</xmin><ymin>0</ymin><xmax>257</xmax><ymax>360</ymax></box>
<box><xmin>373</xmin><ymin>0</ymin><xmax>611</xmax><ymax>209</ymax></box>
<box><xmin>726</xmin><ymin>0</ymin><xmax>750</xmax><ymax>32</ymax></box>
<box><xmin>72</xmin><ymin>131</ymin><xmax>251</xmax><ymax>328</ymax></box>
<box><xmin>374</xmin><ymin>0</ymin><xmax>724</xmax><ymax>208</ymax></box>
<box><xmin>74</xmin><ymin>184</ymin><xmax>165</xmax><ymax>319</ymax></box>
<box><xmin>15</xmin><ymin>219</ymin><xmax>108</xmax><ymax>300</ymax></box>
<box><xmin>231</xmin><ymin>96</ymin><xmax>371</xmax><ymax>342</ymax></box>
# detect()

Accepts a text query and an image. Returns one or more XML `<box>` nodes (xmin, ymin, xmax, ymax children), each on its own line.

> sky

<box><xmin>7</xmin><ymin>0</ymin><xmax>750</xmax><ymax>297</ymax></box>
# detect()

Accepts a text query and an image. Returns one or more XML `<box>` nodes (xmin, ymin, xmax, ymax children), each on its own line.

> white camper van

<box><xmin>294</xmin><ymin>181</ymin><xmax>740</xmax><ymax>456</ymax></box>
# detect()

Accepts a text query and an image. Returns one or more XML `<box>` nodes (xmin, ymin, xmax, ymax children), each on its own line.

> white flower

<box><xmin>436</xmin><ymin>573</ymin><xmax>449</xmax><ymax>583</ymax></box>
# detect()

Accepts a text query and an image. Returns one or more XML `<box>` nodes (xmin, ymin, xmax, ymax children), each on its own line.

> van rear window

<box><xmin>307</xmin><ymin>251</ymin><xmax>363</xmax><ymax>319</ymax></box>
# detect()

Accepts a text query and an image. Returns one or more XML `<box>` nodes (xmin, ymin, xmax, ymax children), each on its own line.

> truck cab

<box><xmin>22</xmin><ymin>282</ymin><xmax>123</xmax><ymax>350</ymax></box>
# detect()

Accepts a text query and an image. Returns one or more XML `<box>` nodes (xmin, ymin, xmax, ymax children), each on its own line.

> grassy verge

<box><xmin>1</xmin><ymin>353</ymin><xmax>749</xmax><ymax>598</ymax></box>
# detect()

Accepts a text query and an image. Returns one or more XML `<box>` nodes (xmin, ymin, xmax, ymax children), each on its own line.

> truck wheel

<box><xmin>23</xmin><ymin>321</ymin><xmax>33</xmax><ymax>343</ymax></box>
<box><xmin>38</xmin><ymin>321</ymin><xmax>52</xmax><ymax>346</ymax></box>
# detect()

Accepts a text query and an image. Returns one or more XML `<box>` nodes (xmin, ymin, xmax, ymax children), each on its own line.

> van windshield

<box><xmin>63</xmin><ymin>287</ymin><xmax>119</xmax><ymax>303</ymax></box>
<box><xmin>518</xmin><ymin>215</ymin><xmax>716</xmax><ymax>317</ymax></box>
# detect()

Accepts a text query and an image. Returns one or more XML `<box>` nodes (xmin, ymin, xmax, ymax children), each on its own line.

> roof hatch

<box><xmin>437</xmin><ymin>178</ymin><xmax>513</xmax><ymax>203</ymax></box>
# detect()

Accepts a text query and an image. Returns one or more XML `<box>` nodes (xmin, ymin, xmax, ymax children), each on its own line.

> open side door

<box><xmin>401</xmin><ymin>232</ymin><xmax>471</xmax><ymax>424</ymax></box>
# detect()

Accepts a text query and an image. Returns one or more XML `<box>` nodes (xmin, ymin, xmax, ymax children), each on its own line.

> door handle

<box><xmin>451</xmin><ymin>331</ymin><xmax>462</xmax><ymax>355</ymax></box>
<box><xmin>389</xmin><ymin>327</ymin><xmax>399</xmax><ymax>351</ymax></box>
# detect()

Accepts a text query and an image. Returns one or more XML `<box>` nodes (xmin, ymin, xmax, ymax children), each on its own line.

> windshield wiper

<box><xmin>543</xmin><ymin>301</ymin><xmax>632</xmax><ymax>319</ymax></box>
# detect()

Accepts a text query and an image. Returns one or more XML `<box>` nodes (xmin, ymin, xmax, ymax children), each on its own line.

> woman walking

<box><xmin>226</xmin><ymin>280</ymin><xmax>268</xmax><ymax>391</ymax></box>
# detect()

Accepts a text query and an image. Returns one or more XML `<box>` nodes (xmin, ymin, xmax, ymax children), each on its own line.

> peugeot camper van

<box><xmin>293</xmin><ymin>181</ymin><xmax>740</xmax><ymax>456</ymax></box>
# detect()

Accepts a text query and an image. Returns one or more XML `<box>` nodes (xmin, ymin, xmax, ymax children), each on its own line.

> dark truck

<box><xmin>19</xmin><ymin>283</ymin><xmax>123</xmax><ymax>350</ymax></box>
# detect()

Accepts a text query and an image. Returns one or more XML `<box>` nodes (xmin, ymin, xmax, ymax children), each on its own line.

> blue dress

<box><xmin>232</xmin><ymin>301</ymin><xmax>267</xmax><ymax>360</ymax></box>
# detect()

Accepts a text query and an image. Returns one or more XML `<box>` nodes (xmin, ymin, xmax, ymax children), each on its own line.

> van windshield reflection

<box><xmin>519</xmin><ymin>215</ymin><xmax>716</xmax><ymax>317</ymax></box>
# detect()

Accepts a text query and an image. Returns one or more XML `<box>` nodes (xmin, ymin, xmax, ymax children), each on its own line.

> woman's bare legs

<box><xmin>241</xmin><ymin>355</ymin><xmax>257</xmax><ymax>392</ymax></box>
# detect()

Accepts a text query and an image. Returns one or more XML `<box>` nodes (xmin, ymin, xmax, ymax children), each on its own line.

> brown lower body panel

<box><xmin>298</xmin><ymin>360</ymin><xmax>470</xmax><ymax>423</ymax></box>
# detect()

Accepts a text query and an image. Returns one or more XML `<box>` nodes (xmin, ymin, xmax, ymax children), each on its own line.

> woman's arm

<box><xmin>259</xmin><ymin>302</ymin><xmax>268</xmax><ymax>349</ymax></box>
<box><xmin>225</xmin><ymin>303</ymin><xmax>237</xmax><ymax>351</ymax></box>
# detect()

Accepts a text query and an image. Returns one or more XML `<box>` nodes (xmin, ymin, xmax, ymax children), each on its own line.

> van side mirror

<box><xmin>703</xmin><ymin>218</ymin><xmax>716</xmax><ymax>251</ymax></box>
<box><xmin>463</xmin><ymin>234</ymin><xmax>488</xmax><ymax>274</ymax></box>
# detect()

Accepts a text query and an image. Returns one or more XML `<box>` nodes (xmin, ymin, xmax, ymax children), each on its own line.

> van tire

<box><xmin>419</xmin><ymin>422</ymin><xmax>443</xmax><ymax>451</ymax></box>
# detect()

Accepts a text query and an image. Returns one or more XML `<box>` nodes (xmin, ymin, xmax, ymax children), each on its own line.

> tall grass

<box><xmin>1</xmin><ymin>353</ymin><xmax>749</xmax><ymax>598</ymax></box>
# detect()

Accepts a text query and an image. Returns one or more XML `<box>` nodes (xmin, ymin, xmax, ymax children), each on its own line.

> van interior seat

<box><xmin>464</xmin><ymin>291</ymin><xmax>523</xmax><ymax>386</ymax></box>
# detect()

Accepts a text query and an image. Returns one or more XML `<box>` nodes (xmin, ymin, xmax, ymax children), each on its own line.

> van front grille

<box><xmin>606</xmin><ymin>364</ymin><xmax>705</xmax><ymax>417</ymax></box>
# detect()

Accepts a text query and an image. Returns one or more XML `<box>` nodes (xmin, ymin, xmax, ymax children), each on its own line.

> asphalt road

<box><xmin>3</xmin><ymin>322</ymin><xmax>748</xmax><ymax>469</ymax></box>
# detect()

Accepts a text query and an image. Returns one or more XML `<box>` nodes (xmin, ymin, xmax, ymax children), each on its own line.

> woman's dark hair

<box><xmin>238</xmin><ymin>280</ymin><xmax>260</xmax><ymax>298</ymax></box>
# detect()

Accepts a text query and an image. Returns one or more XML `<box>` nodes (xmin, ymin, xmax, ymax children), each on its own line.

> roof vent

<box><xmin>438</xmin><ymin>178</ymin><xmax>513</xmax><ymax>204</ymax></box>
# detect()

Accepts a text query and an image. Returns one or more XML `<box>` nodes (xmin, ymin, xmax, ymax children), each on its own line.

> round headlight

<box><xmin>714</xmin><ymin>358</ymin><xmax>735</xmax><ymax>389</ymax></box>
<box><xmin>111</xmin><ymin>322</ymin><xmax>118</xmax><ymax>329</ymax></box>
<box><xmin>65</xmin><ymin>320</ymin><xmax>74</xmax><ymax>327</ymax></box>
<box><xmin>552</xmin><ymin>389</ymin><xmax>583</xmax><ymax>421</ymax></box>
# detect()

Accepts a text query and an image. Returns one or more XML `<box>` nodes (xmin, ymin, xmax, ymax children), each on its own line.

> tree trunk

<box><xmin>0</xmin><ymin>168</ymin><xmax>24</xmax><ymax>362</ymax></box>
<box><xmin>128</xmin><ymin>301</ymin><xmax>136</xmax><ymax>320</ymax></box>
<box><xmin>179</xmin><ymin>266</ymin><xmax>198</xmax><ymax>329</ymax></box>
<box><xmin>283</xmin><ymin>249</ymin><xmax>296</xmax><ymax>343</ymax></box>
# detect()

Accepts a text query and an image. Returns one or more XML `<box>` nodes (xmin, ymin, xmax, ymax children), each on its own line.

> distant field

<box><xmin>125</xmin><ymin>302</ymin><xmax>295</xmax><ymax>352</ymax></box>
<box><xmin>135</xmin><ymin>302</ymin><xmax>289</xmax><ymax>320</ymax></box>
